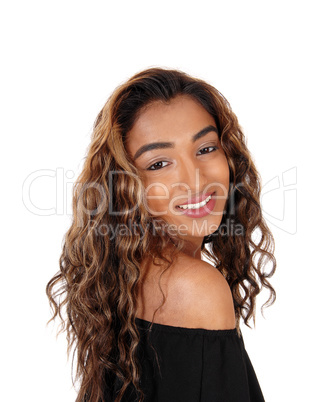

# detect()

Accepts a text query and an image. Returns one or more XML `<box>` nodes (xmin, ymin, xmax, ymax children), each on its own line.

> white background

<box><xmin>1</xmin><ymin>1</ymin><xmax>317</xmax><ymax>401</ymax></box>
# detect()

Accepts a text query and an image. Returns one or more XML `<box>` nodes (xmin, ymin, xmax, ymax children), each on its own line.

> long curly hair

<box><xmin>46</xmin><ymin>67</ymin><xmax>276</xmax><ymax>402</ymax></box>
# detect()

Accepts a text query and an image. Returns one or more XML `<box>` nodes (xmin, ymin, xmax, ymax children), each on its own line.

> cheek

<box><xmin>210</xmin><ymin>158</ymin><xmax>230</xmax><ymax>195</ymax></box>
<box><xmin>217</xmin><ymin>160</ymin><xmax>230</xmax><ymax>211</ymax></box>
<box><xmin>222</xmin><ymin>160</ymin><xmax>230</xmax><ymax>189</ymax></box>
<box><xmin>143</xmin><ymin>180</ymin><xmax>171</xmax><ymax>214</ymax></box>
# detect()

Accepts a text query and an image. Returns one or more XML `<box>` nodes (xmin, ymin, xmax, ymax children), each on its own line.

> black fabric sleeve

<box><xmin>105</xmin><ymin>318</ymin><xmax>265</xmax><ymax>402</ymax></box>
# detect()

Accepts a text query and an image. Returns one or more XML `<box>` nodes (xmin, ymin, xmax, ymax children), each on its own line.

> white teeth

<box><xmin>177</xmin><ymin>194</ymin><xmax>212</xmax><ymax>210</ymax></box>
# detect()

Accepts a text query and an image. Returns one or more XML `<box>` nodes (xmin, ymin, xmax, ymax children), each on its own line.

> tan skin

<box><xmin>126</xmin><ymin>95</ymin><xmax>236</xmax><ymax>329</ymax></box>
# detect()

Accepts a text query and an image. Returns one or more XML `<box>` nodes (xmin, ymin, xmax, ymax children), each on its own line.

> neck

<box><xmin>179</xmin><ymin>240</ymin><xmax>202</xmax><ymax>259</ymax></box>
<box><xmin>169</xmin><ymin>235</ymin><xmax>203</xmax><ymax>260</ymax></box>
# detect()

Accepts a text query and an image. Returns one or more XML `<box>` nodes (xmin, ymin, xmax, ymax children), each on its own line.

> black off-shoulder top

<box><xmin>103</xmin><ymin>317</ymin><xmax>265</xmax><ymax>402</ymax></box>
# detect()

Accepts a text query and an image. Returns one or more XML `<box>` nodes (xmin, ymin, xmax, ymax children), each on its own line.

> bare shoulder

<box><xmin>170</xmin><ymin>255</ymin><xmax>236</xmax><ymax>330</ymax></box>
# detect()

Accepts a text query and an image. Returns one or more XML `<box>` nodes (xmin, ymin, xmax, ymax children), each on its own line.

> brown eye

<box><xmin>147</xmin><ymin>161</ymin><xmax>169</xmax><ymax>171</ymax></box>
<box><xmin>197</xmin><ymin>146</ymin><xmax>218</xmax><ymax>155</ymax></box>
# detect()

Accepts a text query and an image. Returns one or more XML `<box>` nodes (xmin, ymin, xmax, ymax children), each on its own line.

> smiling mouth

<box><xmin>176</xmin><ymin>193</ymin><xmax>214</xmax><ymax>210</ymax></box>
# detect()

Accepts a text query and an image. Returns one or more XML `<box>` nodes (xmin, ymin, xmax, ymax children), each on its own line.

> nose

<box><xmin>174</xmin><ymin>157</ymin><xmax>208</xmax><ymax>194</ymax></box>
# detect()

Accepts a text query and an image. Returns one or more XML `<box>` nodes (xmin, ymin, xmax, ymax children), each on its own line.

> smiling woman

<box><xmin>125</xmin><ymin>95</ymin><xmax>230</xmax><ymax>250</ymax></box>
<box><xmin>46</xmin><ymin>68</ymin><xmax>276</xmax><ymax>402</ymax></box>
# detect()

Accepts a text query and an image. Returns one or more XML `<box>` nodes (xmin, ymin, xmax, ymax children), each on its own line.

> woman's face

<box><xmin>126</xmin><ymin>95</ymin><xmax>230</xmax><ymax>248</ymax></box>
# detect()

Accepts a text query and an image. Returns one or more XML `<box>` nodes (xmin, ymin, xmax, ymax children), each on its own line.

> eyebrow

<box><xmin>133</xmin><ymin>124</ymin><xmax>218</xmax><ymax>161</ymax></box>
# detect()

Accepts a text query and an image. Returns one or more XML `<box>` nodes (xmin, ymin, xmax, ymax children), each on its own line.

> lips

<box><xmin>176</xmin><ymin>192</ymin><xmax>215</xmax><ymax>208</ymax></box>
<box><xmin>175</xmin><ymin>191</ymin><xmax>217</xmax><ymax>218</ymax></box>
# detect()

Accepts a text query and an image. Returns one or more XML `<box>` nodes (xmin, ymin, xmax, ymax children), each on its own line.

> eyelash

<box><xmin>146</xmin><ymin>146</ymin><xmax>218</xmax><ymax>171</ymax></box>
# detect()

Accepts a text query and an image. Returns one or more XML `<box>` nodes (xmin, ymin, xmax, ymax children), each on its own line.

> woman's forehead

<box><xmin>126</xmin><ymin>95</ymin><xmax>217</xmax><ymax>151</ymax></box>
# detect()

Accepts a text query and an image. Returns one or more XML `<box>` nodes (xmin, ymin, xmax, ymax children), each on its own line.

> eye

<box><xmin>147</xmin><ymin>161</ymin><xmax>170</xmax><ymax>171</ymax></box>
<box><xmin>197</xmin><ymin>145</ymin><xmax>218</xmax><ymax>155</ymax></box>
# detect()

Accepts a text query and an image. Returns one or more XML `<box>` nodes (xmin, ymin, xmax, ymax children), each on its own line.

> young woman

<box><xmin>47</xmin><ymin>67</ymin><xmax>276</xmax><ymax>402</ymax></box>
